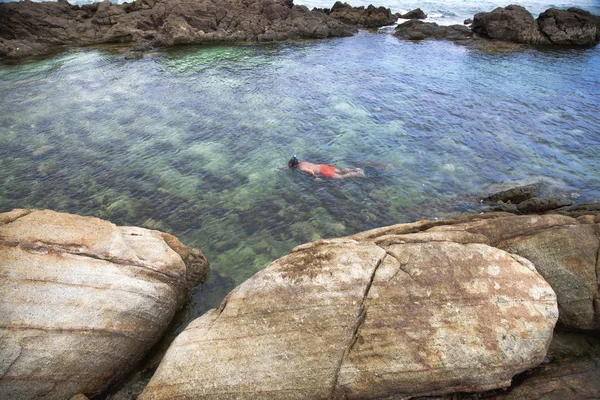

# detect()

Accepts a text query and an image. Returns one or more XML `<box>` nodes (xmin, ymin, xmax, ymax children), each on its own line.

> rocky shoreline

<box><xmin>1</xmin><ymin>0</ymin><xmax>599</xmax><ymax>60</ymax></box>
<box><xmin>1</xmin><ymin>192</ymin><xmax>600</xmax><ymax>398</ymax></box>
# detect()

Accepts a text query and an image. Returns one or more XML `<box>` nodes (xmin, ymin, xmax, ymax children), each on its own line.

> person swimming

<box><xmin>284</xmin><ymin>155</ymin><xmax>365</xmax><ymax>179</ymax></box>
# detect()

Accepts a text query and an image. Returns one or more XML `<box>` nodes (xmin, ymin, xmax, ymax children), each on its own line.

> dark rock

<box><xmin>464</xmin><ymin>18</ymin><xmax>473</xmax><ymax>25</ymax></box>
<box><xmin>485</xmin><ymin>183</ymin><xmax>540</xmax><ymax>204</ymax></box>
<box><xmin>537</xmin><ymin>8</ymin><xmax>598</xmax><ymax>45</ymax></box>
<box><xmin>516</xmin><ymin>197</ymin><xmax>573</xmax><ymax>214</ymax></box>
<box><xmin>550</xmin><ymin>202</ymin><xmax>600</xmax><ymax>218</ymax></box>
<box><xmin>0</xmin><ymin>38</ymin><xmax>53</xmax><ymax>59</ymax></box>
<box><xmin>329</xmin><ymin>1</ymin><xmax>397</xmax><ymax>28</ymax></box>
<box><xmin>399</xmin><ymin>8</ymin><xmax>427</xmax><ymax>20</ymax></box>
<box><xmin>394</xmin><ymin>20</ymin><xmax>472</xmax><ymax>41</ymax></box>
<box><xmin>471</xmin><ymin>5</ymin><xmax>548</xmax><ymax>44</ymax></box>
<box><xmin>472</xmin><ymin>5</ymin><xmax>599</xmax><ymax>46</ymax></box>
<box><xmin>0</xmin><ymin>0</ymin><xmax>358</xmax><ymax>60</ymax></box>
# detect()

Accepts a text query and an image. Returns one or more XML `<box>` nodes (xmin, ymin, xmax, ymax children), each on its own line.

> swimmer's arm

<box><xmin>276</xmin><ymin>165</ymin><xmax>288</xmax><ymax>169</ymax></box>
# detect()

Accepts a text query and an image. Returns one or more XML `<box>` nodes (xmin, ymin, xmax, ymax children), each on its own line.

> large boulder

<box><xmin>328</xmin><ymin>1</ymin><xmax>398</xmax><ymax>28</ymax></box>
<box><xmin>471</xmin><ymin>5</ymin><xmax>548</xmax><ymax>44</ymax></box>
<box><xmin>471</xmin><ymin>5</ymin><xmax>599</xmax><ymax>46</ymax></box>
<box><xmin>0</xmin><ymin>209</ymin><xmax>208</xmax><ymax>399</ymax></box>
<box><xmin>388</xmin><ymin>213</ymin><xmax>599</xmax><ymax>331</ymax></box>
<box><xmin>537</xmin><ymin>8</ymin><xmax>598</xmax><ymax>45</ymax></box>
<box><xmin>140</xmin><ymin>219</ymin><xmax>558</xmax><ymax>399</ymax></box>
<box><xmin>398</xmin><ymin>8</ymin><xmax>427</xmax><ymax>20</ymax></box>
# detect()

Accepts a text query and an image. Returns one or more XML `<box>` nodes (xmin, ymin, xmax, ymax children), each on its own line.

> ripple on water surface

<box><xmin>0</xmin><ymin>34</ymin><xmax>599</xmax><ymax>319</ymax></box>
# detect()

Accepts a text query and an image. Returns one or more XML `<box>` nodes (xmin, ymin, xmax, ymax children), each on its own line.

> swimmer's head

<box><xmin>288</xmin><ymin>155</ymin><xmax>299</xmax><ymax>168</ymax></box>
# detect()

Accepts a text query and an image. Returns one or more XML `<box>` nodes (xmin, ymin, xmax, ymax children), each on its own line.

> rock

<box><xmin>552</xmin><ymin>202</ymin><xmax>600</xmax><ymax>218</ymax></box>
<box><xmin>419</xmin><ymin>213</ymin><xmax>600</xmax><ymax>331</ymax></box>
<box><xmin>464</xmin><ymin>18</ymin><xmax>473</xmax><ymax>25</ymax></box>
<box><xmin>328</xmin><ymin>1</ymin><xmax>398</xmax><ymax>28</ymax></box>
<box><xmin>489</xmin><ymin>329</ymin><xmax>600</xmax><ymax>400</ymax></box>
<box><xmin>399</xmin><ymin>8</ymin><xmax>427</xmax><ymax>20</ymax></box>
<box><xmin>140</xmin><ymin>227</ymin><xmax>557</xmax><ymax>399</ymax></box>
<box><xmin>69</xmin><ymin>394</ymin><xmax>90</xmax><ymax>400</ymax></box>
<box><xmin>485</xmin><ymin>183</ymin><xmax>540</xmax><ymax>204</ymax></box>
<box><xmin>516</xmin><ymin>197</ymin><xmax>573</xmax><ymax>214</ymax></box>
<box><xmin>537</xmin><ymin>8</ymin><xmax>598</xmax><ymax>45</ymax></box>
<box><xmin>394</xmin><ymin>20</ymin><xmax>472</xmax><ymax>41</ymax></box>
<box><xmin>0</xmin><ymin>209</ymin><xmax>208</xmax><ymax>399</ymax></box>
<box><xmin>471</xmin><ymin>5</ymin><xmax>599</xmax><ymax>46</ymax></box>
<box><xmin>0</xmin><ymin>0</ymin><xmax>357</xmax><ymax>60</ymax></box>
<box><xmin>0</xmin><ymin>38</ymin><xmax>53</xmax><ymax>60</ymax></box>
<box><xmin>471</xmin><ymin>5</ymin><xmax>549</xmax><ymax>44</ymax></box>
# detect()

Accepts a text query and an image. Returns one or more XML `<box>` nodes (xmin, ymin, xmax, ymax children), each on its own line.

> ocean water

<box><xmin>1</xmin><ymin>0</ymin><xmax>600</xmax><ymax>319</ymax></box>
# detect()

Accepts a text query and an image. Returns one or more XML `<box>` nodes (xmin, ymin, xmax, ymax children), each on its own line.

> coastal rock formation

<box><xmin>354</xmin><ymin>212</ymin><xmax>600</xmax><ymax>331</ymax></box>
<box><xmin>327</xmin><ymin>1</ymin><xmax>397</xmax><ymax>28</ymax></box>
<box><xmin>0</xmin><ymin>209</ymin><xmax>208</xmax><ymax>399</ymax></box>
<box><xmin>0</xmin><ymin>0</ymin><xmax>356</xmax><ymax>59</ymax></box>
<box><xmin>471</xmin><ymin>5</ymin><xmax>600</xmax><ymax>46</ymax></box>
<box><xmin>395</xmin><ymin>5</ymin><xmax>600</xmax><ymax>47</ymax></box>
<box><xmin>140</xmin><ymin>213</ymin><xmax>559</xmax><ymax>399</ymax></box>
<box><xmin>398</xmin><ymin>8</ymin><xmax>427</xmax><ymax>20</ymax></box>
<box><xmin>394</xmin><ymin>20</ymin><xmax>472</xmax><ymax>41</ymax></box>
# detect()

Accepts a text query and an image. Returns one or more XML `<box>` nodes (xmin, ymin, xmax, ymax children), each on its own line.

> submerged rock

<box><xmin>140</xmin><ymin>213</ymin><xmax>560</xmax><ymax>399</ymax></box>
<box><xmin>484</xmin><ymin>183</ymin><xmax>540</xmax><ymax>204</ymax></box>
<box><xmin>0</xmin><ymin>209</ymin><xmax>208</xmax><ymax>399</ymax></box>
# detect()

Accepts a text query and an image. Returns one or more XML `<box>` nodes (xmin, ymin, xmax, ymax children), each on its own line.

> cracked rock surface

<box><xmin>140</xmin><ymin>212</ymin><xmax>569</xmax><ymax>400</ymax></box>
<box><xmin>0</xmin><ymin>209</ymin><xmax>208</xmax><ymax>399</ymax></box>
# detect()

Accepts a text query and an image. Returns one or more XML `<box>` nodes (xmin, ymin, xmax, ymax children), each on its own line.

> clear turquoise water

<box><xmin>1</xmin><ymin>31</ymin><xmax>600</xmax><ymax>316</ymax></box>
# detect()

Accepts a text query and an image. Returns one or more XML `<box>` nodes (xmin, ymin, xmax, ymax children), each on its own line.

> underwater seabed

<box><xmin>1</xmin><ymin>29</ymin><xmax>600</xmax><ymax>398</ymax></box>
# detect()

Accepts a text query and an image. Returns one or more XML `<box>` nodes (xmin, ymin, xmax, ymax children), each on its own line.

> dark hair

<box><xmin>288</xmin><ymin>155</ymin><xmax>299</xmax><ymax>168</ymax></box>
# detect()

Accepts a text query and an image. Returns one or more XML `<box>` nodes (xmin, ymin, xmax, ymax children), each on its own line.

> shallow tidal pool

<box><xmin>1</xmin><ymin>32</ymin><xmax>600</xmax><ymax>317</ymax></box>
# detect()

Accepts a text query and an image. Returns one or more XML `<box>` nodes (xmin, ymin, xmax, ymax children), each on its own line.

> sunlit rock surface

<box><xmin>140</xmin><ymin>212</ymin><xmax>561</xmax><ymax>399</ymax></box>
<box><xmin>0</xmin><ymin>209</ymin><xmax>208</xmax><ymax>399</ymax></box>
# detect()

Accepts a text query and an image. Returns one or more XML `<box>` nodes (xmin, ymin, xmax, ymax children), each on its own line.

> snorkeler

<box><xmin>282</xmin><ymin>155</ymin><xmax>365</xmax><ymax>179</ymax></box>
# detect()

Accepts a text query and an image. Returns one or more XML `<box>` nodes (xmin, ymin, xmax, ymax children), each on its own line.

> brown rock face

<box><xmin>0</xmin><ymin>0</ymin><xmax>357</xmax><ymax>59</ymax></box>
<box><xmin>328</xmin><ymin>1</ymin><xmax>398</xmax><ymax>28</ymax></box>
<box><xmin>471</xmin><ymin>5</ymin><xmax>599</xmax><ymax>46</ymax></box>
<box><xmin>0</xmin><ymin>209</ymin><xmax>208</xmax><ymax>399</ymax></box>
<box><xmin>140</xmin><ymin>219</ymin><xmax>558</xmax><ymax>399</ymax></box>
<box><xmin>423</xmin><ymin>214</ymin><xmax>600</xmax><ymax>331</ymax></box>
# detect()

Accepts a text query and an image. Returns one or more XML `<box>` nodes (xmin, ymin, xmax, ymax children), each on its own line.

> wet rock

<box><xmin>328</xmin><ymin>1</ymin><xmax>398</xmax><ymax>28</ymax></box>
<box><xmin>398</xmin><ymin>8</ymin><xmax>427</xmax><ymax>20</ymax></box>
<box><xmin>0</xmin><ymin>209</ymin><xmax>208</xmax><ymax>399</ymax></box>
<box><xmin>538</xmin><ymin>8</ymin><xmax>599</xmax><ymax>45</ymax></box>
<box><xmin>471</xmin><ymin>5</ymin><xmax>547</xmax><ymax>44</ymax></box>
<box><xmin>394</xmin><ymin>20</ymin><xmax>472</xmax><ymax>41</ymax></box>
<box><xmin>485</xmin><ymin>183</ymin><xmax>540</xmax><ymax>204</ymax></box>
<box><xmin>140</xmin><ymin>228</ymin><xmax>557</xmax><ymax>399</ymax></box>
<box><xmin>516</xmin><ymin>197</ymin><xmax>573</xmax><ymax>214</ymax></box>
<box><xmin>552</xmin><ymin>202</ymin><xmax>600</xmax><ymax>218</ymax></box>
<box><xmin>0</xmin><ymin>0</ymin><xmax>357</xmax><ymax>60</ymax></box>
<box><xmin>472</xmin><ymin>5</ymin><xmax>599</xmax><ymax>46</ymax></box>
<box><xmin>464</xmin><ymin>18</ymin><xmax>473</xmax><ymax>25</ymax></box>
